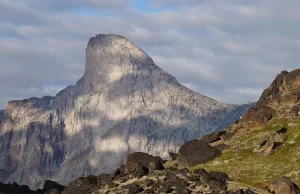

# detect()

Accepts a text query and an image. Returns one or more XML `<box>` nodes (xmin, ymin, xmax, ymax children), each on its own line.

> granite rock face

<box><xmin>0</xmin><ymin>34</ymin><xmax>251</xmax><ymax>189</ymax></box>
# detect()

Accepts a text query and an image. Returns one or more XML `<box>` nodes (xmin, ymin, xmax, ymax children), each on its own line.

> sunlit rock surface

<box><xmin>0</xmin><ymin>34</ymin><xmax>251</xmax><ymax>189</ymax></box>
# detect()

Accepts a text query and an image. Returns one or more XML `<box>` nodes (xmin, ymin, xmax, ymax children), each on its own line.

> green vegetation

<box><xmin>191</xmin><ymin>118</ymin><xmax>300</xmax><ymax>190</ymax></box>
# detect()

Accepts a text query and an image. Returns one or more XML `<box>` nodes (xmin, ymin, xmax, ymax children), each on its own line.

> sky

<box><xmin>1</xmin><ymin>0</ymin><xmax>300</xmax><ymax>109</ymax></box>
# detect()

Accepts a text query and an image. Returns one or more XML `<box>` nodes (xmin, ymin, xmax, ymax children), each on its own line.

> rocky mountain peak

<box><xmin>0</xmin><ymin>34</ymin><xmax>251</xmax><ymax>189</ymax></box>
<box><xmin>259</xmin><ymin>69</ymin><xmax>300</xmax><ymax>103</ymax></box>
<box><xmin>82</xmin><ymin>34</ymin><xmax>157</xmax><ymax>93</ymax></box>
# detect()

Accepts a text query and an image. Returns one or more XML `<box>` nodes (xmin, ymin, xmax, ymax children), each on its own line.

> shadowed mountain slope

<box><xmin>0</xmin><ymin>34</ymin><xmax>251</xmax><ymax>189</ymax></box>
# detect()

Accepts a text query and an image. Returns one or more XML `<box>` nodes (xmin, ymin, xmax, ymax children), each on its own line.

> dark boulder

<box><xmin>43</xmin><ymin>180</ymin><xmax>65</xmax><ymax>193</ymax></box>
<box><xmin>19</xmin><ymin>185</ymin><xmax>32</xmax><ymax>193</ymax></box>
<box><xmin>125</xmin><ymin>152</ymin><xmax>164</xmax><ymax>176</ymax></box>
<box><xmin>200</xmin><ymin>131</ymin><xmax>226</xmax><ymax>143</ymax></box>
<box><xmin>178</xmin><ymin>140</ymin><xmax>221</xmax><ymax>167</ymax></box>
<box><xmin>0</xmin><ymin>182</ymin><xmax>38</xmax><ymax>194</ymax></box>
<box><xmin>270</xmin><ymin>176</ymin><xmax>300</xmax><ymax>194</ymax></box>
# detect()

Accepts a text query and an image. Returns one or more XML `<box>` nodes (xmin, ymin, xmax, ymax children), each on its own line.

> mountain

<box><xmin>192</xmin><ymin>69</ymin><xmax>300</xmax><ymax>192</ymax></box>
<box><xmin>0</xmin><ymin>34</ymin><xmax>251</xmax><ymax>189</ymax></box>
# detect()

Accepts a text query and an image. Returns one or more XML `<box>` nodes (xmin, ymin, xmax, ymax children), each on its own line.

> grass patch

<box><xmin>191</xmin><ymin>118</ymin><xmax>300</xmax><ymax>190</ymax></box>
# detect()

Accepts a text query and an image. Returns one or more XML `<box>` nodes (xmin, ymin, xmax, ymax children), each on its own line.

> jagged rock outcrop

<box><xmin>0</xmin><ymin>34</ymin><xmax>251</xmax><ymax>189</ymax></box>
<box><xmin>224</xmin><ymin>69</ymin><xmax>300</xmax><ymax>137</ymax></box>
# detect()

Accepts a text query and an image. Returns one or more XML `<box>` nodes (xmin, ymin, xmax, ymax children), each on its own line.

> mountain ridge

<box><xmin>0</xmin><ymin>34</ymin><xmax>251</xmax><ymax>189</ymax></box>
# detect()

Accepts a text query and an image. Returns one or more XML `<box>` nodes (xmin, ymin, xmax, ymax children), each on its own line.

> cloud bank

<box><xmin>0</xmin><ymin>0</ymin><xmax>299</xmax><ymax>108</ymax></box>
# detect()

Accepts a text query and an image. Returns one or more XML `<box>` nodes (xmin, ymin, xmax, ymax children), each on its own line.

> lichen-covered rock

<box><xmin>178</xmin><ymin>140</ymin><xmax>221</xmax><ymax>167</ymax></box>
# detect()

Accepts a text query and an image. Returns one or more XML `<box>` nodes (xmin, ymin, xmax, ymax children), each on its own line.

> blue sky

<box><xmin>1</xmin><ymin>0</ymin><xmax>300</xmax><ymax>109</ymax></box>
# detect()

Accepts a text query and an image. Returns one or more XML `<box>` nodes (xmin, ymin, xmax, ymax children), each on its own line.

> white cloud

<box><xmin>0</xmin><ymin>0</ymin><xmax>300</xmax><ymax>108</ymax></box>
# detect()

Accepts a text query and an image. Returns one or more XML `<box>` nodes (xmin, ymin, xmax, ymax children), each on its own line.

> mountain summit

<box><xmin>0</xmin><ymin>34</ymin><xmax>250</xmax><ymax>188</ymax></box>
<box><xmin>80</xmin><ymin>34</ymin><xmax>166</xmax><ymax>93</ymax></box>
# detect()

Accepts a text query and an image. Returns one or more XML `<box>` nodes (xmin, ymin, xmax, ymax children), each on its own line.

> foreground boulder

<box><xmin>42</xmin><ymin>180</ymin><xmax>65</xmax><ymax>193</ymax></box>
<box><xmin>125</xmin><ymin>152</ymin><xmax>164</xmax><ymax>177</ymax></box>
<box><xmin>259</xmin><ymin>131</ymin><xmax>285</xmax><ymax>155</ymax></box>
<box><xmin>178</xmin><ymin>139</ymin><xmax>221</xmax><ymax>167</ymax></box>
<box><xmin>270</xmin><ymin>176</ymin><xmax>300</xmax><ymax>194</ymax></box>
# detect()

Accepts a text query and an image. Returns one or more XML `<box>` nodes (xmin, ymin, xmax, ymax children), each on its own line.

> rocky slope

<box><xmin>0</xmin><ymin>34</ymin><xmax>251</xmax><ymax>189</ymax></box>
<box><xmin>190</xmin><ymin>69</ymin><xmax>300</xmax><ymax>193</ymax></box>
<box><xmin>0</xmin><ymin>151</ymin><xmax>260</xmax><ymax>194</ymax></box>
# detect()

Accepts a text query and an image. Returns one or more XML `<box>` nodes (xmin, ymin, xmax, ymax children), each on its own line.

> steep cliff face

<box><xmin>0</xmin><ymin>34</ymin><xmax>251</xmax><ymax>189</ymax></box>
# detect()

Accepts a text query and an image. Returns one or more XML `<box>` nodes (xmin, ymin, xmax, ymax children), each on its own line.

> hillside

<box><xmin>192</xmin><ymin>69</ymin><xmax>300</xmax><ymax>192</ymax></box>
